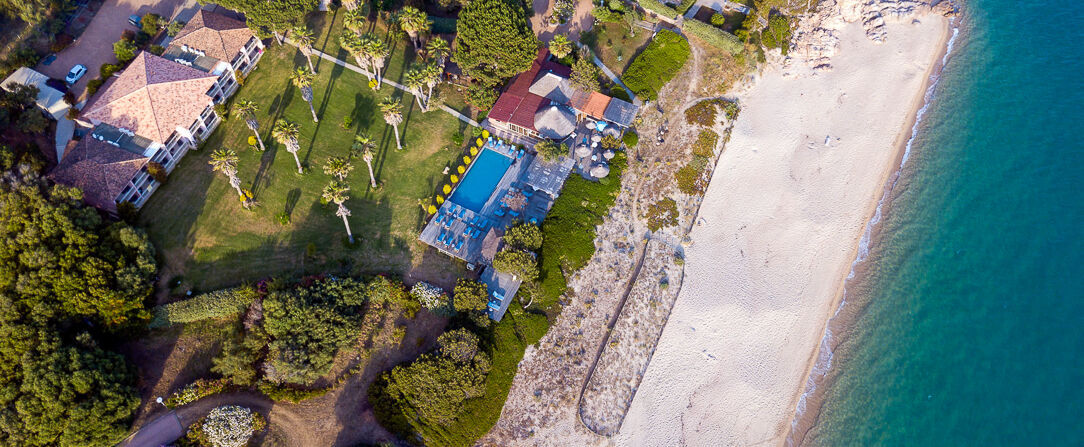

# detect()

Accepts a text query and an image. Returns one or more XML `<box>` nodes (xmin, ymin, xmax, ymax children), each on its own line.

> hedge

<box><xmin>682</xmin><ymin>19</ymin><xmax>743</xmax><ymax>54</ymax></box>
<box><xmin>637</xmin><ymin>0</ymin><xmax>678</xmax><ymax>19</ymax></box>
<box><xmin>622</xmin><ymin>29</ymin><xmax>691</xmax><ymax>101</ymax></box>
<box><xmin>150</xmin><ymin>286</ymin><xmax>258</xmax><ymax>328</ymax></box>
<box><xmin>677</xmin><ymin>0</ymin><xmax>697</xmax><ymax>13</ymax></box>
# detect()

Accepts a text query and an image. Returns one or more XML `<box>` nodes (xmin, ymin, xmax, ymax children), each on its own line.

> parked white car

<box><xmin>65</xmin><ymin>64</ymin><xmax>87</xmax><ymax>85</ymax></box>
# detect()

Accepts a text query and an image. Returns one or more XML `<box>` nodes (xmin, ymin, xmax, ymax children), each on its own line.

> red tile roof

<box><xmin>488</xmin><ymin>49</ymin><xmax>572</xmax><ymax>131</ymax></box>
<box><xmin>49</xmin><ymin>138</ymin><xmax>148</xmax><ymax>213</ymax></box>
<box><xmin>169</xmin><ymin>9</ymin><xmax>254</xmax><ymax>62</ymax></box>
<box><xmin>81</xmin><ymin>52</ymin><xmax>218</xmax><ymax>143</ymax></box>
<box><xmin>580</xmin><ymin>92</ymin><xmax>612</xmax><ymax>120</ymax></box>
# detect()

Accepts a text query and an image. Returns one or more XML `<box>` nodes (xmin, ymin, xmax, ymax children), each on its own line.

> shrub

<box><xmin>167</xmin><ymin>20</ymin><xmax>186</xmax><ymax>37</ymax></box>
<box><xmin>622</xmin><ymin>130</ymin><xmax>639</xmax><ymax>148</ymax></box>
<box><xmin>113</xmin><ymin>39</ymin><xmax>138</xmax><ymax>63</ymax></box>
<box><xmin>622</xmin><ymin>30</ymin><xmax>690</xmax><ymax>101</ymax></box>
<box><xmin>683</xmin><ymin>20</ymin><xmax>743</xmax><ymax>54</ymax></box>
<box><xmin>147</xmin><ymin>161</ymin><xmax>168</xmax><ymax>183</ymax></box>
<box><xmin>637</xmin><ymin>0</ymin><xmax>678</xmax><ymax>19</ymax></box>
<box><xmin>86</xmin><ymin>78</ymin><xmax>105</xmax><ymax>95</ymax></box>
<box><xmin>149</xmin><ymin>286</ymin><xmax>258</xmax><ymax>328</ymax></box>
<box><xmin>644</xmin><ymin>198</ymin><xmax>679</xmax><ymax>232</ymax></box>
<box><xmin>149</xmin><ymin>44</ymin><xmax>165</xmax><ymax>55</ymax></box>
<box><xmin>164</xmin><ymin>378</ymin><xmax>230</xmax><ymax>408</ymax></box>
<box><xmin>214</xmin><ymin>103</ymin><xmax>228</xmax><ymax>119</ymax></box>
<box><xmin>534</xmin><ymin>140</ymin><xmax>567</xmax><ymax>161</ymax></box>
<box><xmin>685</xmin><ymin>98</ymin><xmax>721</xmax><ymax>126</ymax></box>
<box><xmin>275</xmin><ymin>211</ymin><xmax>291</xmax><ymax>225</ymax></box>
<box><xmin>762</xmin><ymin>14</ymin><xmax>793</xmax><ymax>55</ymax></box>
<box><xmin>711</xmin><ymin>13</ymin><xmax>727</xmax><ymax>27</ymax></box>
<box><xmin>592</xmin><ymin>5</ymin><xmax>624</xmax><ymax>22</ymax></box>
<box><xmin>99</xmin><ymin>63</ymin><xmax>119</xmax><ymax>79</ymax></box>
<box><xmin>200</xmin><ymin>405</ymin><xmax>257</xmax><ymax>447</ymax></box>
<box><xmin>412</xmin><ymin>281</ymin><xmax>454</xmax><ymax>316</ymax></box>
<box><xmin>430</xmin><ymin>15</ymin><xmax>457</xmax><ymax>34</ymax></box>
<box><xmin>600</xmin><ymin>134</ymin><xmax>621</xmax><ymax>150</ymax></box>
<box><xmin>676</xmin><ymin>160</ymin><xmax>709</xmax><ymax>195</ymax></box>
<box><xmin>691</xmin><ymin>130</ymin><xmax>718</xmax><ymax>157</ymax></box>
<box><xmin>341</xmin><ymin>114</ymin><xmax>353</xmax><ymax>129</ymax></box>
<box><xmin>141</xmin><ymin>13</ymin><xmax>162</xmax><ymax>36</ymax></box>
<box><xmin>609</xmin><ymin>86</ymin><xmax>631</xmax><ymax>102</ymax></box>
<box><xmin>257</xmin><ymin>381</ymin><xmax>330</xmax><ymax>403</ymax></box>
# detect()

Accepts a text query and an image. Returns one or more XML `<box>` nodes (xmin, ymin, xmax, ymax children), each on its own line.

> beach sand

<box><xmin>616</xmin><ymin>17</ymin><xmax>951</xmax><ymax>446</ymax></box>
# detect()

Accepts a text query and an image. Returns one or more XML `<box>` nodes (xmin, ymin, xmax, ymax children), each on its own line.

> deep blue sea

<box><xmin>801</xmin><ymin>1</ymin><xmax>1084</xmax><ymax>445</ymax></box>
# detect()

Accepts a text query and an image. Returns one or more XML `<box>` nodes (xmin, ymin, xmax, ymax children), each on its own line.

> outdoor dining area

<box><xmin>571</xmin><ymin>119</ymin><xmax>622</xmax><ymax>180</ymax></box>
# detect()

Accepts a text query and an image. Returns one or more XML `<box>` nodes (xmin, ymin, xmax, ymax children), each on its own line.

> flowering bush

<box><xmin>164</xmin><ymin>378</ymin><xmax>230</xmax><ymax>408</ymax></box>
<box><xmin>201</xmin><ymin>405</ymin><xmax>256</xmax><ymax>447</ymax></box>
<box><xmin>411</xmin><ymin>282</ymin><xmax>454</xmax><ymax>316</ymax></box>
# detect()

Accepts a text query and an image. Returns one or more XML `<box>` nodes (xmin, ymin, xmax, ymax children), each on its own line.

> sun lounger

<box><xmin>523</xmin><ymin>189</ymin><xmax>533</xmax><ymax>197</ymax></box>
<box><xmin>494</xmin><ymin>209</ymin><xmax>505</xmax><ymax>217</ymax></box>
<box><xmin>509</xmin><ymin>210</ymin><xmax>520</xmax><ymax>217</ymax></box>
<box><xmin>493</xmin><ymin>291</ymin><xmax>505</xmax><ymax>300</ymax></box>
<box><xmin>455</xmin><ymin>239</ymin><xmax>464</xmax><ymax>250</ymax></box>
<box><xmin>471</xmin><ymin>228</ymin><xmax>481</xmax><ymax>239</ymax></box>
<box><xmin>463</xmin><ymin>227</ymin><xmax>472</xmax><ymax>236</ymax></box>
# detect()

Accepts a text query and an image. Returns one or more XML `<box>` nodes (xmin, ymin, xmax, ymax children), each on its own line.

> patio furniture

<box><xmin>529</xmin><ymin>217</ymin><xmax>538</xmax><ymax>225</ymax></box>
<box><xmin>455</xmin><ymin>239</ymin><xmax>464</xmax><ymax>250</ymax></box>
<box><xmin>494</xmin><ymin>209</ymin><xmax>506</xmax><ymax>217</ymax></box>
<box><xmin>509</xmin><ymin>210</ymin><xmax>520</xmax><ymax>217</ymax></box>
<box><xmin>463</xmin><ymin>227</ymin><xmax>472</xmax><ymax>236</ymax></box>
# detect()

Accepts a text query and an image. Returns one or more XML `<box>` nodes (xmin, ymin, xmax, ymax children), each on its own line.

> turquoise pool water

<box><xmin>450</xmin><ymin>148</ymin><xmax>512</xmax><ymax>213</ymax></box>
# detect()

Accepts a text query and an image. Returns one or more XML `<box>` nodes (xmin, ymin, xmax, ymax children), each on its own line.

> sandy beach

<box><xmin>616</xmin><ymin>14</ymin><xmax>951</xmax><ymax>447</ymax></box>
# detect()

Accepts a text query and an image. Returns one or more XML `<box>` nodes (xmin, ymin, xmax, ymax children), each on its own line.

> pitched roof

<box><xmin>528</xmin><ymin>72</ymin><xmax>573</xmax><ymax>104</ymax></box>
<box><xmin>81</xmin><ymin>52</ymin><xmax>218</xmax><ymax>143</ymax></box>
<box><xmin>580</xmin><ymin>92</ymin><xmax>612</xmax><ymax>120</ymax></box>
<box><xmin>2</xmin><ymin>67</ymin><xmax>69</xmax><ymax>119</ymax></box>
<box><xmin>169</xmin><ymin>9</ymin><xmax>254</xmax><ymax>62</ymax></box>
<box><xmin>489</xmin><ymin>49</ymin><xmax>573</xmax><ymax>131</ymax></box>
<box><xmin>603</xmin><ymin>97</ymin><xmax>638</xmax><ymax>127</ymax></box>
<box><xmin>49</xmin><ymin>137</ymin><xmax>148</xmax><ymax>213</ymax></box>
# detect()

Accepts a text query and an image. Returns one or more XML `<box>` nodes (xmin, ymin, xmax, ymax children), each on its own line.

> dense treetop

<box><xmin>0</xmin><ymin>168</ymin><xmax>156</xmax><ymax>327</ymax></box>
<box><xmin>453</xmin><ymin>0</ymin><xmax>540</xmax><ymax>85</ymax></box>
<box><xmin>212</xmin><ymin>0</ymin><xmax>317</xmax><ymax>39</ymax></box>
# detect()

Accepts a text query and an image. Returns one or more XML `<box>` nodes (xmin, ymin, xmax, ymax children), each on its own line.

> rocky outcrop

<box><xmin>789</xmin><ymin>0</ymin><xmax>954</xmax><ymax>70</ymax></box>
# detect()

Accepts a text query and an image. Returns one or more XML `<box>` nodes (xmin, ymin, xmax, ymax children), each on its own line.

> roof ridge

<box><xmin>139</xmin><ymin>87</ymin><xmax>166</xmax><ymax>141</ymax></box>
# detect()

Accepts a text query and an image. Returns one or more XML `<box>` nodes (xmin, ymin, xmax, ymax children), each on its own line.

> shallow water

<box><xmin>802</xmin><ymin>1</ymin><xmax>1084</xmax><ymax>445</ymax></box>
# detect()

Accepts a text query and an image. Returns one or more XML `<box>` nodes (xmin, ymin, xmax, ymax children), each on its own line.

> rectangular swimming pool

<box><xmin>450</xmin><ymin>148</ymin><xmax>513</xmax><ymax>213</ymax></box>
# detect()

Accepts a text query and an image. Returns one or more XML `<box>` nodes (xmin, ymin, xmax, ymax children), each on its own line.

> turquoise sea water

<box><xmin>802</xmin><ymin>1</ymin><xmax>1084</xmax><ymax>445</ymax></box>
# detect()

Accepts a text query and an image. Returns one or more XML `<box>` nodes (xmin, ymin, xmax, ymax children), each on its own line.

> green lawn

<box><xmin>140</xmin><ymin>36</ymin><xmax>468</xmax><ymax>293</ymax></box>
<box><xmin>306</xmin><ymin>9</ymin><xmax>421</xmax><ymax>92</ymax></box>
<box><xmin>580</xmin><ymin>22</ymin><xmax>653</xmax><ymax>76</ymax></box>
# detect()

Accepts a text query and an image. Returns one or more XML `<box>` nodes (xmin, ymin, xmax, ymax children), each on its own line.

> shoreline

<box><xmin>786</xmin><ymin>15</ymin><xmax>959</xmax><ymax>446</ymax></box>
<box><xmin>616</xmin><ymin>12</ymin><xmax>954</xmax><ymax>446</ymax></box>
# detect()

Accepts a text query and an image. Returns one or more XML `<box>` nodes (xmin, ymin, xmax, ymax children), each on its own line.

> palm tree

<box><xmin>379</xmin><ymin>98</ymin><xmax>403</xmax><ymax>150</ymax></box>
<box><xmin>234</xmin><ymin>99</ymin><xmax>265</xmax><ymax>151</ymax></box>
<box><xmin>549</xmin><ymin>34</ymin><xmax>573</xmax><ymax>59</ymax></box>
<box><xmin>272</xmin><ymin>120</ymin><xmax>304</xmax><ymax>174</ymax></box>
<box><xmin>341</xmin><ymin>32</ymin><xmax>373</xmax><ymax>81</ymax></box>
<box><xmin>322</xmin><ymin>181</ymin><xmax>354</xmax><ymax>243</ymax></box>
<box><xmin>291</xmin><ymin>66</ymin><xmax>319</xmax><ymax>123</ymax></box>
<box><xmin>209</xmin><ymin>149</ymin><xmax>248</xmax><ymax>207</ymax></box>
<box><xmin>353</xmin><ymin>134</ymin><xmax>378</xmax><ymax>187</ymax></box>
<box><xmin>398</xmin><ymin>6</ymin><xmax>431</xmax><ymax>51</ymax></box>
<box><xmin>425</xmin><ymin>36</ymin><xmax>450</xmax><ymax>65</ymax></box>
<box><xmin>423</xmin><ymin>63</ymin><xmax>442</xmax><ymax>110</ymax></box>
<box><xmin>362</xmin><ymin>33</ymin><xmax>390</xmax><ymax>88</ymax></box>
<box><xmin>323</xmin><ymin>156</ymin><xmax>354</xmax><ymax>181</ymax></box>
<box><xmin>292</xmin><ymin>26</ymin><xmax>317</xmax><ymax>74</ymax></box>
<box><xmin>343</xmin><ymin>8</ymin><xmax>366</xmax><ymax>31</ymax></box>
<box><xmin>404</xmin><ymin>64</ymin><xmax>428</xmax><ymax>111</ymax></box>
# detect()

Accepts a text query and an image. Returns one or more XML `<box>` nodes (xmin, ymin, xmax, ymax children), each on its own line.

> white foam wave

<box><xmin>787</xmin><ymin>17</ymin><xmax>960</xmax><ymax>447</ymax></box>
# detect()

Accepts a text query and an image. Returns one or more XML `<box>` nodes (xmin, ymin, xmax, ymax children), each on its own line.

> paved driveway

<box><xmin>35</xmin><ymin>0</ymin><xmax>194</xmax><ymax>101</ymax></box>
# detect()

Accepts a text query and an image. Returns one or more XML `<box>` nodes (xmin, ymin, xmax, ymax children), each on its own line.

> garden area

<box><xmin>578</xmin><ymin>18</ymin><xmax>652</xmax><ymax>76</ymax></box>
<box><xmin>139</xmin><ymin>27</ymin><xmax>467</xmax><ymax>295</ymax></box>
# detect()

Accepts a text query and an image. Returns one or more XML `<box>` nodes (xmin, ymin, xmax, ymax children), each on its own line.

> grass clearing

<box><xmin>579</xmin><ymin>22</ymin><xmax>652</xmax><ymax>76</ymax></box>
<box><xmin>621</xmin><ymin>29</ymin><xmax>691</xmax><ymax>101</ymax></box>
<box><xmin>140</xmin><ymin>32</ymin><xmax>467</xmax><ymax>293</ymax></box>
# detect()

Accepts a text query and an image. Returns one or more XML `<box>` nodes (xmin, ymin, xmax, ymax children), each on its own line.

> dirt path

<box><xmin>530</xmin><ymin>0</ymin><xmax>595</xmax><ymax>42</ymax></box>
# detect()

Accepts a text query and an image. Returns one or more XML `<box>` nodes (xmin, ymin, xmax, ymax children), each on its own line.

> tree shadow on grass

<box><xmin>252</xmin><ymin>86</ymin><xmax>294</xmax><ymax>198</ymax></box>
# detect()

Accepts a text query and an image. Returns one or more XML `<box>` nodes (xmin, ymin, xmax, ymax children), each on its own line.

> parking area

<box><xmin>35</xmin><ymin>0</ymin><xmax>195</xmax><ymax>101</ymax></box>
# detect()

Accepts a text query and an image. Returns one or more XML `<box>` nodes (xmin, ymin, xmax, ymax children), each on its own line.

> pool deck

<box><xmin>479</xmin><ymin>266</ymin><xmax>523</xmax><ymax>322</ymax></box>
<box><xmin>420</xmin><ymin>140</ymin><xmax>569</xmax><ymax>264</ymax></box>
